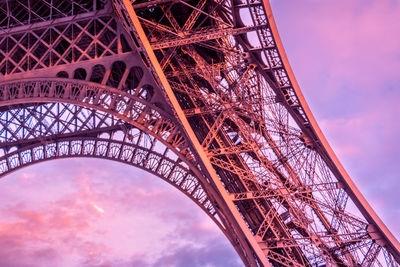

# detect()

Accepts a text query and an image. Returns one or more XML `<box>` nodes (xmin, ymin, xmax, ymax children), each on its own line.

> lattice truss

<box><xmin>0</xmin><ymin>0</ymin><xmax>101</xmax><ymax>28</ymax></box>
<box><xmin>0</xmin><ymin>0</ymin><xmax>398</xmax><ymax>266</ymax></box>
<box><xmin>0</xmin><ymin>0</ymin><xmax>146</xmax><ymax>76</ymax></box>
<box><xmin>114</xmin><ymin>0</ymin><xmax>399</xmax><ymax>266</ymax></box>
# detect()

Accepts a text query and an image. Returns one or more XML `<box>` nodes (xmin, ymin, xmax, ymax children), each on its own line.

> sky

<box><xmin>1</xmin><ymin>0</ymin><xmax>400</xmax><ymax>266</ymax></box>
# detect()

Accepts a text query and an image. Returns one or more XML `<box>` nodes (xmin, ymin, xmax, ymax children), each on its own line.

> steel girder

<box><xmin>114</xmin><ymin>0</ymin><xmax>400</xmax><ymax>266</ymax></box>
<box><xmin>0</xmin><ymin>0</ymin><xmax>398</xmax><ymax>266</ymax></box>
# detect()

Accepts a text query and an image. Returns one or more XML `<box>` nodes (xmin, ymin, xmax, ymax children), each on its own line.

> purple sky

<box><xmin>1</xmin><ymin>0</ymin><xmax>400</xmax><ymax>266</ymax></box>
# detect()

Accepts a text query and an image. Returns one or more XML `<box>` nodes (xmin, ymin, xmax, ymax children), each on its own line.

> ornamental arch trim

<box><xmin>0</xmin><ymin>78</ymin><xmax>196</xmax><ymax>164</ymax></box>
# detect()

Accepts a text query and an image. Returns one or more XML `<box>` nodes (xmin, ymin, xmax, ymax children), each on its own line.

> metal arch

<box><xmin>0</xmin><ymin>100</ymin><xmax>222</xmax><ymax>230</ymax></box>
<box><xmin>0</xmin><ymin>136</ymin><xmax>218</xmax><ymax>221</ymax></box>
<box><xmin>0</xmin><ymin>78</ymin><xmax>196</xmax><ymax>163</ymax></box>
<box><xmin>0</xmin><ymin>99</ymin><xmax>247</xmax><ymax>261</ymax></box>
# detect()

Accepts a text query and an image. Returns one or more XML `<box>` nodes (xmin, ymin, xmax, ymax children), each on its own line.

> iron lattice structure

<box><xmin>0</xmin><ymin>0</ymin><xmax>398</xmax><ymax>266</ymax></box>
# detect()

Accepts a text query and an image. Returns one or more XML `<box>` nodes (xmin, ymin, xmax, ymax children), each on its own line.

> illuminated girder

<box><xmin>0</xmin><ymin>0</ymin><xmax>398</xmax><ymax>266</ymax></box>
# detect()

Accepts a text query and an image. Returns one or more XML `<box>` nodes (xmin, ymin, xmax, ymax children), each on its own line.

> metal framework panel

<box><xmin>0</xmin><ymin>0</ymin><xmax>398</xmax><ymax>266</ymax></box>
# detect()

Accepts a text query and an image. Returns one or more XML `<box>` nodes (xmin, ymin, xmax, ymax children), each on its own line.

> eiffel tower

<box><xmin>0</xmin><ymin>0</ymin><xmax>398</xmax><ymax>266</ymax></box>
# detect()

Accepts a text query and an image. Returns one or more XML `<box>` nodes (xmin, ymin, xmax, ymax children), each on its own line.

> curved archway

<box><xmin>0</xmin><ymin>136</ymin><xmax>216</xmax><ymax>219</ymax></box>
<box><xmin>89</xmin><ymin>64</ymin><xmax>106</xmax><ymax>84</ymax></box>
<box><xmin>107</xmin><ymin>61</ymin><xmax>126</xmax><ymax>88</ymax></box>
<box><xmin>73</xmin><ymin>68</ymin><xmax>87</xmax><ymax>80</ymax></box>
<box><xmin>0</xmin><ymin>78</ymin><xmax>195</xmax><ymax>162</ymax></box>
<box><xmin>0</xmin><ymin>97</ymin><xmax>225</xmax><ymax>228</ymax></box>
<box><xmin>56</xmin><ymin>71</ymin><xmax>69</xmax><ymax>78</ymax></box>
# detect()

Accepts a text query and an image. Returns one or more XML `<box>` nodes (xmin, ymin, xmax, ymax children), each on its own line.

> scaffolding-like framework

<box><xmin>0</xmin><ymin>0</ymin><xmax>398</xmax><ymax>266</ymax></box>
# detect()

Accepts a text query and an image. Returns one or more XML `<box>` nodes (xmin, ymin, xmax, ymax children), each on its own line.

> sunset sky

<box><xmin>1</xmin><ymin>0</ymin><xmax>400</xmax><ymax>266</ymax></box>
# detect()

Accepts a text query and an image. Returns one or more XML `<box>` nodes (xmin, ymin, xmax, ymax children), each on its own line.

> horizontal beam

<box><xmin>133</xmin><ymin>0</ymin><xmax>182</xmax><ymax>9</ymax></box>
<box><xmin>150</xmin><ymin>25</ymin><xmax>266</xmax><ymax>50</ymax></box>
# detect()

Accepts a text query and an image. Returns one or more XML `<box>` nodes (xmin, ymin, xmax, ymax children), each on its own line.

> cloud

<box><xmin>271</xmin><ymin>0</ymin><xmax>400</xmax><ymax>117</ymax></box>
<box><xmin>0</xmin><ymin>194</ymin><xmax>113</xmax><ymax>266</ymax></box>
<box><xmin>0</xmin><ymin>159</ymin><xmax>241</xmax><ymax>266</ymax></box>
<box><xmin>150</xmin><ymin>238</ymin><xmax>242</xmax><ymax>267</ymax></box>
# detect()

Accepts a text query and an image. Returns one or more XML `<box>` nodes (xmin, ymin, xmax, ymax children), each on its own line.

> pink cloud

<box><xmin>272</xmin><ymin>0</ymin><xmax>400</xmax><ymax>116</ymax></box>
<box><xmin>0</xmin><ymin>159</ymin><xmax>241</xmax><ymax>266</ymax></box>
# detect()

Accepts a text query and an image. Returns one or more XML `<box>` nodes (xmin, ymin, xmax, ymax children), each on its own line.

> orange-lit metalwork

<box><xmin>0</xmin><ymin>0</ymin><xmax>398</xmax><ymax>266</ymax></box>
